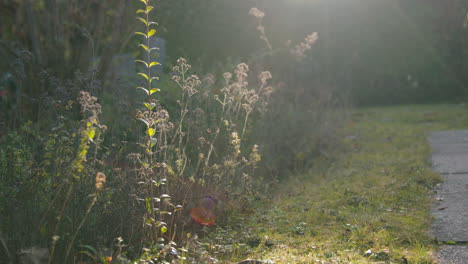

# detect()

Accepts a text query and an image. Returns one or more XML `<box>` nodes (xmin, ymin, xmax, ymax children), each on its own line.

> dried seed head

<box><xmin>95</xmin><ymin>182</ymin><xmax>105</xmax><ymax>191</ymax></box>
<box><xmin>223</xmin><ymin>72</ymin><xmax>232</xmax><ymax>82</ymax></box>
<box><xmin>203</xmin><ymin>73</ymin><xmax>215</xmax><ymax>86</ymax></box>
<box><xmin>96</xmin><ymin>172</ymin><xmax>106</xmax><ymax>183</ymax></box>
<box><xmin>290</xmin><ymin>32</ymin><xmax>319</xmax><ymax>60</ymax></box>
<box><xmin>249</xmin><ymin>7</ymin><xmax>265</xmax><ymax>18</ymax></box>
<box><xmin>95</xmin><ymin>172</ymin><xmax>106</xmax><ymax>191</ymax></box>
<box><xmin>258</xmin><ymin>71</ymin><xmax>272</xmax><ymax>85</ymax></box>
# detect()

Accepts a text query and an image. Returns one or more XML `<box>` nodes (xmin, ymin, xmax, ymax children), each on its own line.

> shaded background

<box><xmin>1</xmin><ymin>0</ymin><xmax>467</xmax><ymax>109</ymax></box>
<box><xmin>158</xmin><ymin>0</ymin><xmax>468</xmax><ymax>105</ymax></box>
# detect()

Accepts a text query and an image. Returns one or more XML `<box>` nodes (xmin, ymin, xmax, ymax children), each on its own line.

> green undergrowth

<box><xmin>205</xmin><ymin>104</ymin><xmax>468</xmax><ymax>264</ymax></box>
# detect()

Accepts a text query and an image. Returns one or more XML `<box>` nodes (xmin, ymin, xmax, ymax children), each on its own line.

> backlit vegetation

<box><xmin>0</xmin><ymin>0</ymin><xmax>466</xmax><ymax>263</ymax></box>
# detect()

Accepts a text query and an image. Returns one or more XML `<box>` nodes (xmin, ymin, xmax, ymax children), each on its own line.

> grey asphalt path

<box><xmin>429</xmin><ymin>130</ymin><xmax>468</xmax><ymax>263</ymax></box>
<box><xmin>436</xmin><ymin>245</ymin><xmax>468</xmax><ymax>264</ymax></box>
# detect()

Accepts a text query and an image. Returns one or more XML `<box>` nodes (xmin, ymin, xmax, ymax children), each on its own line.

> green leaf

<box><xmin>137</xmin><ymin>17</ymin><xmax>148</xmax><ymax>26</ymax></box>
<box><xmin>160</xmin><ymin>194</ymin><xmax>171</xmax><ymax>199</ymax></box>
<box><xmin>79</xmin><ymin>148</ymin><xmax>87</xmax><ymax>158</ymax></box>
<box><xmin>150</xmin><ymin>137</ymin><xmax>157</xmax><ymax>148</ymax></box>
<box><xmin>138</xmin><ymin>73</ymin><xmax>149</xmax><ymax>80</ymax></box>
<box><xmin>143</xmin><ymin>102</ymin><xmax>155</xmax><ymax>110</ymax></box>
<box><xmin>145</xmin><ymin>218</ymin><xmax>152</xmax><ymax>226</ymax></box>
<box><xmin>139</xmin><ymin>0</ymin><xmax>147</xmax><ymax>4</ymax></box>
<box><xmin>149</xmin><ymin>47</ymin><xmax>160</xmax><ymax>52</ymax></box>
<box><xmin>148</xmin><ymin>29</ymin><xmax>156</xmax><ymax>37</ymax></box>
<box><xmin>135</xmin><ymin>32</ymin><xmax>147</xmax><ymax>38</ymax></box>
<box><xmin>149</xmin><ymin>77</ymin><xmax>159</xmax><ymax>83</ymax></box>
<box><xmin>149</xmin><ymin>62</ymin><xmax>160</xmax><ymax>67</ymax></box>
<box><xmin>149</xmin><ymin>88</ymin><xmax>159</xmax><ymax>95</ymax></box>
<box><xmin>78</xmin><ymin>245</ymin><xmax>98</xmax><ymax>256</ymax></box>
<box><xmin>137</xmin><ymin>86</ymin><xmax>149</xmax><ymax>95</ymax></box>
<box><xmin>87</xmin><ymin>129</ymin><xmax>96</xmax><ymax>140</ymax></box>
<box><xmin>146</xmin><ymin>6</ymin><xmax>154</xmax><ymax>13</ymax></box>
<box><xmin>149</xmin><ymin>21</ymin><xmax>158</xmax><ymax>26</ymax></box>
<box><xmin>136</xmin><ymin>9</ymin><xmax>146</xmax><ymax>14</ymax></box>
<box><xmin>145</xmin><ymin>198</ymin><xmax>152</xmax><ymax>214</ymax></box>
<box><xmin>139</xmin><ymin>44</ymin><xmax>149</xmax><ymax>52</ymax></box>
<box><xmin>161</xmin><ymin>226</ymin><xmax>167</xmax><ymax>234</ymax></box>
<box><xmin>147</xmin><ymin>128</ymin><xmax>155</xmax><ymax>137</ymax></box>
<box><xmin>175</xmin><ymin>205</ymin><xmax>183</xmax><ymax>212</ymax></box>
<box><xmin>135</xmin><ymin>60</ymin><xmax>148</xmax><ymax>68</ymax></box>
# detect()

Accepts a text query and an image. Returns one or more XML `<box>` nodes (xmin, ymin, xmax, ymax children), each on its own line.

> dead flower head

<box><xmin>78</xmin><ymin>91</ymin><xmax>102</xmax><ymax>121</ymax></box>
<box><xmin>249</xmin><ymin>7</ymin><xmax>265</xmax><ymax>18</ymax></box>
<box><xmin>223</xmin><ymin>72</ymin><xmax>233</xmax><ymax>82</ymax></box>
<box><xmin>203</xmin><ymin>73</ymin><xmax>216</xmax><ymax>86</ymax></box>
<box><xmin>258</xmin><ymin>71</ymin><xmax>272</xmax><ymax>86</ymax></box>
<box><xmin>95</xmin><ymin>172</ymin><xmax>106</xmax><ymax>191</ymax></box>
<box><xmin>262</xmin><ymin>86</ymin><xmax>274</xmax><ymax>97</ymax></box>
<box><xmin>290</xmin><ymin>32</ymin><xmax>319</xmax><ymax>60</ymax></box>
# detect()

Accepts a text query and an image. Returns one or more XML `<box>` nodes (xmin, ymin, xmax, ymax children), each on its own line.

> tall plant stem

<box><xmin>48</xmin><ymin>184</ymin><xmax>74</xmax><ymax>264</ymax></box>
<box><xmin>242</xmin><ymin>112</ymin><xmax>251</xmax><ymax>138</ymax></box>
<box><xmin>63</xmin><ymin>194</ymin><xmax>98</xmax><ymax>262</ymax></box>
<box><xmin>203</xmin><ymin>95</ymin><xmax>228</xmax><ymax>178</ymax></box>
<box><xmin>145</xmin><ymin>3</ymin><xmax>151</xmax><ymax>100</ymax></box>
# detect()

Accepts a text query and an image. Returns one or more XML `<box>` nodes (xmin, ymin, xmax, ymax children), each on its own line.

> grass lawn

<box><xmin>202</xmin><ymin>104</ymin><xmax>468</xmax><ymax>264</ymax></box>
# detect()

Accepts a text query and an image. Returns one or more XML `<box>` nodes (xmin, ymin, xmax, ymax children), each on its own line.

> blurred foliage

<box><xmin>0</xmin><ymin>0</ymin><xmax>137</xmax><ymax>78</ymax></box>
<box><xmin>1</xmin><ymin>0</ymin><xmax>466</xmax><ymax>124</ymax></box>
<box><xmin>158</xmin><ymin>0</ymin><xmax>468</xmax><ymax>105</ymax></box>
<box><xmin>0</xmin><ymin>0</ymin><xmax>139</xmax><ymax>128</ymax></box>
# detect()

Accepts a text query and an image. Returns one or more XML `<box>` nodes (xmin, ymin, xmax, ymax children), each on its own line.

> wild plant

<box><xmin>0</xmin><ymin>86</ymin><xmax>110</xmax><ymax>263</ymax></box>
<box><xmin>247</xmin><ymin>7</ymin><xmax>347</xmax><ymax>176</ymax></box>
<box><xmin>129</xmin><ymin>0</ymin><xmax>184</xmax><ymax>261</ymax></box>
<box><xmin>200</xmin><ymin>63</ymin><xmax>268</xmax><ymax>194</ymax></box>
<box><xmin>249</xmin><ymin>8</ymin><xmax>272</xmax><ymax>51</ymax></box>
<box><xmin>124</xmin><ymin>2</ymin><xmax>277</xmax><ymax>260</ymax></box>
<box><xmin>165</xmin><ymin>57</ymin><xmax>270</xmax><ymax>203</ymax></box>
<box><xmin>47</xmin><ymin>91</ymin><xmax>108</xmax><ymax>263</ymax></box>
<box><xmin>289</xmin><ymin>32</ymin><xmax>319</xmax><ymax>60</ymax></box>
<box><xmin>0</xmin><ymin>2</ymin><xmax>342</xmax><ymax>263</ymax></box>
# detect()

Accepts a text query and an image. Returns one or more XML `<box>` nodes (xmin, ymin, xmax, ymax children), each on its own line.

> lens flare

<box><xmin>200</xmin><ymin>196</ymin><xmax>216</xmax><ymax>210</ymax></box>
<box><xmin>190</xmin><ymin>196</ymin><xmax>216</xmax><ymax>226</ymax></box>
<box><xmin>190</xmin><ymin>207</ymin><xmax>215</xmax><ymax>226</ymax></box>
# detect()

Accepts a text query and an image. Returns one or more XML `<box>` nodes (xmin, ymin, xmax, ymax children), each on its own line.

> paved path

<box><xmin>429</xmin><ymin>130</ymin><xmax>468</xmax><ymax>263</ymax></box>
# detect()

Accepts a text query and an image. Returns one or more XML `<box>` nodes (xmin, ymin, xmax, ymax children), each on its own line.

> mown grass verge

<box><xmin>203</xmin><ymin>104</ymin><xmax>468</xmax><ymax>264</ymax></box>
